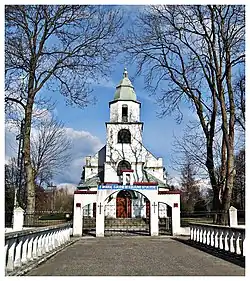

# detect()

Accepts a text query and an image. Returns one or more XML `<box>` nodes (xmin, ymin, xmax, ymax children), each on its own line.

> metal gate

<box><xmin>82</xmin><ymin>203</ymin><xmax>96</xmax><ymax>236</ymax></box>
<box><xmin>104</xmin><ymin>201</ymin><xmax>150</xmax><ymax>236</ymax></box>
<box><xmin>104</xmin><ymin>214</ymin><xmax>150</xmax><ymax>236</ymax></box>
<box><xmin>158</xmin><ymin>203</ymin><xmax>172</xmax><ymax>235</ymax></box>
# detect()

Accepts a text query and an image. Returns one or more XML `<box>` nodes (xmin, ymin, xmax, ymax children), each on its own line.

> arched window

<box><xmin>118</xmin><ymin>129</ymin><xmax>131</xmax><ymax>144</ymax></box>
<box><xmin>117</xmin><ymin>160</ymin><xmax>131</xmax><ymax>176</ymax></box>
<box><xmin>122</xmin><ymin>104</ymin><xmax>128</xmax><ymax>122</ymax></box>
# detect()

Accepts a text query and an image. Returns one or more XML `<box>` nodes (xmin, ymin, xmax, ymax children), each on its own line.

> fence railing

<box><xmin>190</xmin><ymin>223</ymin><xmax>245</xmax><ymax>257</ymax></box>
<box><xmin>180</xmin><ymin>210</ymin><xmax>245</xmax><ymax>227</ymax></box>
<box><xmin>5</xmin><ymin>211</ymin><xmax>73</xmax><ymax>228</ymax></box>
<box><xmin>5</xmin><ymin>223</ymin><xmax>72</xmax><ymax>275</ymax></box>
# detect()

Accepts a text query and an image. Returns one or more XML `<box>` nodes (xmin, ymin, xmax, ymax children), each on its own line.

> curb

<box><xmin>6</xmin><ymin>237</ymin><xmax>81</xmax><ymax>276</ymax></box>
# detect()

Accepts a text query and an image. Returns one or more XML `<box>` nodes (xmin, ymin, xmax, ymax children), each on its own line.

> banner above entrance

<box><xmin>98</xmin><ymin>185</ymin><xmax>157</xmax><ymax>190</ymax></box>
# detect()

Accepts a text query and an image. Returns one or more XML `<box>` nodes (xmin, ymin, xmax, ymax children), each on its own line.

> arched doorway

<box><xmin>158</xmin><ymin>202</ymin><xmax>172</xmax><ymax>235</ymax></box>
<box><xmin>82</xmin><ymin>203</ymin><xmax>96</xmax><ymax>237</ymax></box>
<box><xmin>104</xmin><ymin>189</ymin><xmax>151</xmax><ymax>236</ymax></box>
<box><xmin>116</xmin><ymin>190</ymin><xmax>132</xmax><ymax>218</ymax></box>
<box><xmin>117</xmin><ymin>160</ymin><xmax>131</xmax><ymax>176</ymax></box>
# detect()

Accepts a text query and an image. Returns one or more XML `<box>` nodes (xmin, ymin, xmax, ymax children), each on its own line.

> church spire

<box><xmin>113</xmin><ymin>68</ymin><xmax>137</xmax><ymax>101</ymax></box>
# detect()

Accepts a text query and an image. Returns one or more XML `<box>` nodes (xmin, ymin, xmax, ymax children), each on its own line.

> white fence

<box><xmin>5</xmin><ymin>223</ymin><xmax>72</xmax><ymax>275</ymax></box>
<box><xmin>190</xmin><ymin>223</ymin><xmax>245</xmax><ymax>256</ymax></box>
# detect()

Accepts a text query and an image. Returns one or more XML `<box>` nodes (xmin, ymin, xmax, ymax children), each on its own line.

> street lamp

<box><xmin>47</xmin><ymin>183</ymin><xmax>56</xmax><ymax>212</ymax></box>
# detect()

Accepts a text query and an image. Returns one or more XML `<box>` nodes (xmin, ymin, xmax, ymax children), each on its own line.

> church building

<box><xmin>73</xmin><ymin>69</ymin><xmax>181</xmax><ymax>237</ymax></box>
<box><xmin>77</xmin><ymin>69</ymin><xmax>169</xmax><ymax>219</ymax></box>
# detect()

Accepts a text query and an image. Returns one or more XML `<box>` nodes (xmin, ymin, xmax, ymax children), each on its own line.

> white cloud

<box><xmin>51</xmin><ymin>127</ymin><xmax>104</xmax><ymax>185</ymax></box>
<box><xmin>5</xmin><ymin>123</ymin><xmax>104</xmax><ymax>186</ymax></box>
<box><xmin>5</xmin><ymin>123</ymin><xmax>19</xmax><ymax>163</ymax></box>
<box><xmin>57</xmin><ymin>183</ymin><xmax>77</xmax><ymax>195</ymax></box>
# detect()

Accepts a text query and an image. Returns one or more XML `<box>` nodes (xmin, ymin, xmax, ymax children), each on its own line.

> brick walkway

<box><xmin>26</xmin><ymin>236</ymin><xmax>245</xmax><ymax>276</ymax></box>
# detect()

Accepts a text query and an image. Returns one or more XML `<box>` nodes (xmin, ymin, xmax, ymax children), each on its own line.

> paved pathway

<box><xmin>27</xmin><ymin>236</ymin><xmax>245</xmax><ymax>276</ymax></box>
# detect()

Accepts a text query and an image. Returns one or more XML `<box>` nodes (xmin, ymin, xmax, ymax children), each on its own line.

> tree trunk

<box><xmin>220</xmin><ymin>146</ymin><xmax>235</xmax><ymax>225</ymax></box>
<box><xmin>23</xmin><ymin>95</ymin><xmax>36</xmax><ymax>214</ymax></box>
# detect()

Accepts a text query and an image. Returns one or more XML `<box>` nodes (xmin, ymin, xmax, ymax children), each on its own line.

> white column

<box><xmin>37</xmin><ymin>235</ymin><xmax>43</xmax><ymax>257</ymax></box>
<box><xmin>219</xmin><ymin>230</ymin><xmax>224</xmax><ymax>250</ymax></box>
<box><xmin>224</xmin><ymin>230</ymin><xmax>229</xmax><ymax>251</ymax></box>
<box><xmin>6</xmin><ymin>239</ymin><xmax>16</xmax><ymax>272</ymax></box>
<box><xmin>150</xmin><ymin>201</ymin><xmax>158</xmax><ymax>236</ymax></box>
<box><xmin>214</xmin><ymin>230</ymin><xmax>219</xmax><ymax>248</ymax></box>
<box><xmin>21</xmin><ymin>238</ymin><xmax>28</xmax><ymax>264</ymax></box>
<box><xmin>13</xmin><ymin>207</ymin><xmax>24</xmax><ymax>231</ymax></box>
<box><xmin>206</xmin><ymin>228</ymin><xmax>210</xmax><ymax>246</ymax></box>
<box><xmin>51</xmin><ymin>231</ymin><xmax>56</xmax><ymax>250</ymax></box>
<box><xmin>27</xmin><ymin>236</ymin><xmax>34</xmax><ymax>261</ymax></box>
<box><xmin>5</xmin><ymin>242</ymin><xmax>8</xmax><ymax>268</ymax></box>
<box><xmin>47</xmin><ymin>233</ymin><xmax>53</xmax><ymax>251</ymax></box>
<box><xmin>41</xmin><ymin>234</ymin><xmax>47</xmax><ymax>255</ymax></box>
<box><xmin>190</xmin><ymin>225</ymin><xmax>194</xmax><ymax>240</ymax></box>
<box><xmin>73</xmin><ymin>203</ymin><xmax>83</xmax><ymax>236</ymax></box>
<box><xmin>235</xmin><ymin>232</ymin><xmax>241</xmax><ymax>254</ymax></box>
<box><xmin>55</xmin><ymin>231</ymin><xmax>59</xmax><ymax>248</ymax></box>
<box><xmin>210</xmin><ymin>228</ymin><xmax>215</xmax><ymax>247</ymax></box>
<box><xmin>32</xmin><ymin>236</ymin><xmax>38</xmax><ymax>259</ymax></box>
<box><xmin>14</xmin><ymin>239</ymin><xmax>23</xmax><ymax>268</ymax></box>
<box><xmin>96</xmin><ymin>201</ymin><xmax>105</xmax><ymax>237</ymax></box>
<box><xmin>229</xmin><ymin>229</ymin><xmax>235</xmax><ymax>253</ymax></box>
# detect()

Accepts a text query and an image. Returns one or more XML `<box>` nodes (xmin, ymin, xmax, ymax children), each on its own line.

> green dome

<box><xmin>114</xmin><ymin>68</ymin><xmax>137</xmax><ymax>101</ymax></box>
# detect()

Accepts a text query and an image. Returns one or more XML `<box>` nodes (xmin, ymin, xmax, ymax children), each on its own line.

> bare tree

<box><xmin>125</xmin><ymin>5</ymin><xmax>245</xmax><ymax>224</ymax></box>
<box><xmin>231</xmin><ymin>149</ymin><xmax>245</xmax><ymax>210</ymax></box>
<box><xmin>234</xmin><ymin>73</ymin><xmax>245</xmax><ymax>131</ymax></box>
<box><xmin>179</xmin><ymin>159</ymin><xmax>203</xmax><ymax>212</ymax></box>
<box><xmin>30</xmin><ymin>116</ymin><xmax>72</xmax><ymax>187</ymax></box>
<box><xmin>5</xmin><ymin>5</ymin><xmax>123</xmax><ymax>212</ymax></box>
<box><xmin>5</xmin><ymin>158</ymin><xmax>18</xmax><ymax>213</ymax></box>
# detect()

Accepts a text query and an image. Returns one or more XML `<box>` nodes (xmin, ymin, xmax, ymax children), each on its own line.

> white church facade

<box><xmin>73</xmin><ymin>69</ymin><xmax>181</xmax><ymax>237</ymax></box>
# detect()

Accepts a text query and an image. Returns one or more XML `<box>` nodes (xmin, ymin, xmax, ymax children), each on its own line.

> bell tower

<box><xmin>105</xmin><ymin>68</ymin><xmax>144</xmax><ymax>182</ymax></box>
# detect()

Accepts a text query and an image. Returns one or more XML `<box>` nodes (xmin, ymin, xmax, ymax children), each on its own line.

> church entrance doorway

<box><xmin>116</xmin><ymin>190</ymin><xmax>132</xmax><ymax>218</ymax></box>
<box><xmin>104</xmin><ymin>190</ymin><xmax>150</xmax><ymax>236</ymax></box>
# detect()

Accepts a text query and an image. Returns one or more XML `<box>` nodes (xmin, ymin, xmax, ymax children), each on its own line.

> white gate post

<box><xmin>150</xmin><ymin>201</ymin><xmax>158</xmax><ymax>236</ymax></box>
<box><xmin>73</xmin><ymin>201</ymin><xmax>83</xmax><ymax>236</ymax></box>
<box><xmin>171</xmin><ymin>194</ymin><xmax>181</xmax><ymax>235</ymax></box>
<box><xmin>13</xmin><ymin>207</ymin><xmax>24</xmax><ymax>231</ymax></box>
<box><xmin>229</xmin><ymin>206</ymin><xmax>238</xmax><ymax>227</ymax></box>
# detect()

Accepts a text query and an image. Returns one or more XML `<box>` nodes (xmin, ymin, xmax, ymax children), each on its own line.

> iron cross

<box><xmin>152</xmin><ymin>202</ymin><xmax>157</xmax><ymax>214</ymax></box>
<box><xmin>98</xmin><ymin>203</ymin><xmax>103</xmax><ymax>215</ymax></box>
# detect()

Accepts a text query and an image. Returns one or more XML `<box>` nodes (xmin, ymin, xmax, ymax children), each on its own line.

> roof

<box><xmin>142</xmin><ymin>170</ymin><xmax>168</xmax><ymax>188</ymax></box>
<box><xmin>113</xmin><ymin>68</ymin><xmax>137</xmax><ymax>101</ymax></box>
<box><xmin>77</xmin><ymin>175</ymin><xmax>100</xmax><ymax>190</ymax></box>
<box><xmin>77</xmin><ymin>170</ymin><xmax>168</xmax><ymax>189</ymax></box>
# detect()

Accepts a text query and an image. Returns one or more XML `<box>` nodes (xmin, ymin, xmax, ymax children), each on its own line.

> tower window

<box><xmin>118</xmin><ymin>129</ymin><xmax>131</xmax><ymax>144</ymax></box>
<box><xmin>122</xmin><ymin>105</ymin><xmax>128</xmax><ymax>122</ymax></box>
<box><xmin>117</xmin><ymin>160</ymin><xmax>131</xmax><ymax>176</ymax></box>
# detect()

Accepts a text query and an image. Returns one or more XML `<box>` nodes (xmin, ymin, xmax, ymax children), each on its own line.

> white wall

<box><xmin>110</xmin><ymin>100</ymin><xmax>140</xmax><ymax>122</ymax></box>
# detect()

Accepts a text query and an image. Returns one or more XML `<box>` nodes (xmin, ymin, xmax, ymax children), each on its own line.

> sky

<box><xmin>5</xmin><ymin>60</ymin><xmax>196</xmax><ymax>189</ymax></box>
<box><xmin>5</xmin><ymin>3</ymin><xmax>244</xmax><ymax>192</ymax></box>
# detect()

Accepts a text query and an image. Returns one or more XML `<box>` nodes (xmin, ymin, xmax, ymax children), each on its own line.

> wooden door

<box><xmin>116</xmin><ymin>197</ymin><xmax>132</xmax><ymax>218</ymax></box>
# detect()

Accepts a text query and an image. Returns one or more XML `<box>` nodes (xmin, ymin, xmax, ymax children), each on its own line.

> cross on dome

<box><xmin>123</xmin><ymin>68</ymin><xmax>128</xmax><ymax>78</ymax></box>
